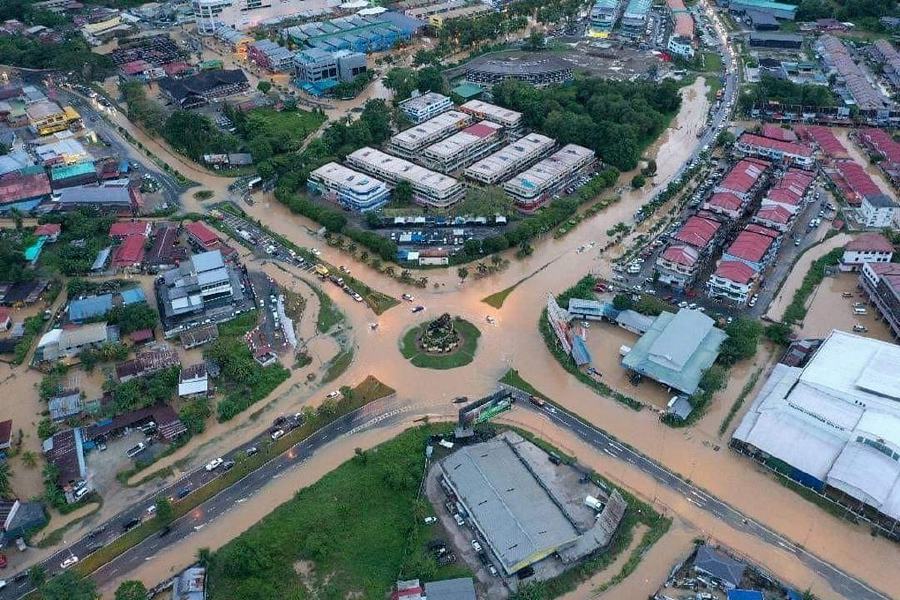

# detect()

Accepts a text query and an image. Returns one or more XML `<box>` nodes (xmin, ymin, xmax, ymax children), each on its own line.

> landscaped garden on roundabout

<box><xmin>399</xmin><ymin>313</ymin><xmax>480</xmax><ymax>369</ymax></box>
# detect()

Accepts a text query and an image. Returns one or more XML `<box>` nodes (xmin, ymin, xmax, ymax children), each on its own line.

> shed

<box><xmin>693</xmin><ymin>545</ymin><xmax>746</xmax><ymax>590</ymax></box>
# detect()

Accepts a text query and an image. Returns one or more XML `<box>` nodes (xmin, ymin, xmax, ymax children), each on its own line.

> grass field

<box><xmin>482</xmin><ymin>283</ymin><xmax>520</xmax><ymax>309</ymax></box>
<box><xmin>322</xmin><ymin>346</ymin><xmax>354</xmax><ymax>384</ymax></box>
<box><xmin>399</xmin><ymin>317</ymin><xmax>480</xmax><ymax>369</ymax></box>
<box><xmin>312</xmin><ymin>286</ymin><xmax>345</xmax><ymax>334</ymax></box>
<box><xmin>243</xmin><ymin>108</ymin><xmax>325</xmax><ymax>148</ymax></box>
<box><xmin>207</xmin><ymin>425</ymin><xmax>470</xmax><ymax>600</ymax></box>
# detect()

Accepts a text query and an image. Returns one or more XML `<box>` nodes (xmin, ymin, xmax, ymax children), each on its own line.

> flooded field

<box><xmin>766</xmin><ymin>234</ymin><xmax>850</xmax><ymax>322</ymax></box>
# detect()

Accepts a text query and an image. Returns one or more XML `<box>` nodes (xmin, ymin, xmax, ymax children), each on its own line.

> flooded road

<box><xmin>766</xmin><ymin>234</ymin><xmax>850</xmax><ymax>322</ymax></box>
<box><xmin>22</xmin><ymin>74</ymin><xmax>900</xmax><ymax>600</ymax></box>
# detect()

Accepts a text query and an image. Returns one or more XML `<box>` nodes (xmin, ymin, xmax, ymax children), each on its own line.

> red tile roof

<box><xmin>761</xmin><ymin>124</ymin><xmax>798</xmax><ymax>142</ymax></box>
<box><xmin>726</xmin><ymin>229</ymin><xmax>774</xmax><ymax>263</ymax></box>
<box><xmin>673</xmin><ymin>215</ymin><xmax>721</xmax><ymax>248</ymax></box>
<box><xmin>465</xmin><ymin>122</ymin><xmax>501</xmax><ymax>138</ymax></box>
<box><xmin>129</xmin><ymin>328</ymin><xmax>153</xmax><ymax>343</ymax></box>
<box><xmin>112</xmin><ymin>234</ymin><xmax>147</xmax><ymax>266</ymax></box>
<box><xmin>794</xmin><ymin>125</ymin><xmax>848</xmax><ymax>158</ymax></box>
<box><xmin>661</xmin><ymin>244</ymin><xmax>699</xmax><ymax>267</ymax></box>
<box><xmin>744</xmin><ymin>223</ymin><xmax>780</xmax><ymax>238</ymax></box>
<box><xmin>705</xmin><ymin>191</ymin><xmax>743</xmax><ymax>212</ymax></box>
<box><xmin>846</xmin><ymin>232</ymin><xmax>894</xmax><ymax>253</ymax></box>
<box><xmin>834</xmin><ymin>160</ymin><xmax>885</xmax><ymax>200</ymax></box>
<box><xmin>0</xmin><ymin>169</ymin><xmax>51</xmax><ymax>205</ymax></box>
<box><xmin>0</xmin><ymin>419</ymin><xmax>11</xmax><ymax>446</ymax></box>
<box><xmin>109</xmin><ymin>221</ymin><xmax>150</xmax><ymax>238</ymax></box>
<box><xmin>755</xmin><ymin>205</ymin><xmax>792</xmax><ymax>224</ymax></box>
<box><xmin>184</xmin><ymin>221</ymin><xmax>219</xmax><ymax>246</ymax></box>
<box><xmin>857</xmin><ymin>128</ymin><xmax>900</xmax><ymax>166</ymax></box>
<box><xmin>719</xmin><ymin>158</ymin><xmax>769</xmax><ymax>194</ymax></box>
<box><xmin>121</xmin><ymin>60</ymin><xmax>151</xmax><ymax>76</ymax></box>
<box><xmin>0</xmin><ymin>307</ymin><xmax>10</xmax><ymax>324</ymax></box>
<box><xmin>738</xmin><ymin>133</ymin><xmax>812</xmax><ymax>158</ymax></box>
<box><xmin>162</xmin><ymin>61</ymin><xmax>192</xmax><ymax>77</ymax></box>
<box><xmin>714</xmin><ymin>260</ymin><xmax>756</xmax><ymax>284</ymax></box>
<box><xmin>34</xmin><ymin>223</ymin><xmax>61</xmax><ymax>237</ymax></box>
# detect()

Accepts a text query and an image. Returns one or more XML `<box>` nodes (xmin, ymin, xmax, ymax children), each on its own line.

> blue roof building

<box><xmin>120</xmin><ymin>287</ymin><xmax>146</xmax><ymax>305</ymax></box>
<box><xmin>727</xmin><ymin>591</ymin><xmax>764</xmax><ymax>600</ymax></box>
<box><xmin>68</xmin><ymin>293</ymin><xmax>114</xmax><ymax>322</ymax></box>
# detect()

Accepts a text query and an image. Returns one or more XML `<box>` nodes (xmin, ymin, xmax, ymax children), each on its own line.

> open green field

<box><xmin>207</xmin><ymin>425</ymin><xmax>469</xmax><ymax>600</ymax></box>
<box><xmin>242</xmin><ymin>108</ymin><xmax>325</xmax><ymax>147</ymax></box>
<box><xmin>399</xmin><ymin>317</ymin><xmax>480</xmax><ymax>369</ymax></box>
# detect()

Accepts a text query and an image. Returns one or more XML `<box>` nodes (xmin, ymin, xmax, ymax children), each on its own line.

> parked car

<box><xmin>453</xmin><ymin>514</ymin><xmax>465</xmax><ymax>526</ymax></box>
<box><xmin>223</xmin><ymin>460</ymin><xmax>235</xmax><ymax>471</ymax></box>
<box><xmin>271</xmin><ymin>429</ymin><xmax>285</xmax><ymax>441</ymax></box>
<box><xmin>126</xmin><ymin>442</ymin><xmax>146</xmax><ymax>458</ymax></box>
<box><xmin>245</xmin><ymin>446</ymin><xmax>259</xmax><ymax>457</ymax></box>
<box><xmin>205</xmin><ymin>458</ymin><xmax>224</xmax><ymax>471</ymax></box>
<box><xmin>471</xmin><ymin>540</ymin><xmax>483</xmax><ymax>553</ymax></box>
<box><xmin>326</xmin><ymin>391</ymin><xmax>340</xmax><ymax>400</ymax></box>
<box><xmin>122</xmin><ymin>518</ymin><xmax>141</xmax><ymax>531</ymax></box>
<box><xmin>424</xmin><ymin>516</ymin><xmax>437</xmax><ymax>525</ymax></box>
<box><xmin>411</xmin><ymin>305</ymin><xmax>426</xmax><ymax>313</ymax></box>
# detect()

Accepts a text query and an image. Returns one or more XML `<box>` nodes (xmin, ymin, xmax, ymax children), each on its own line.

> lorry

<box><xmin>584</xmin><ymin>495</ymin><xmax>604</xmax><ymax>511</ymax></box>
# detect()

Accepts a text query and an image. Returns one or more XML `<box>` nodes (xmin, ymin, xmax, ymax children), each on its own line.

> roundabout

<box><xmin>399</xmin><ymin>313</ymin><xmax>481</xmax><ymax>370</ymax></box>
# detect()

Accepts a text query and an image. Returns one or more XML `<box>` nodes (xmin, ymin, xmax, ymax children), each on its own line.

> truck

<box><xmin>584</xmin><ymin>495</ymin><xmax>604</xmax><ymax>511</ymax></box>
<box><xmin>314</xmin><ymin>264</ymin><xmax>329</xmax><ymax>278</ymax></box>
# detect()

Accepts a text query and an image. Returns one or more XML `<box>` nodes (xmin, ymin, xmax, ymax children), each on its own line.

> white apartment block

<box><xmin>307</xmin><ymin>162</ymin><xmax>390</xmax><ymax>212</ymax></box>
<box><xmin>503</xmin><ymin>144</ymin><xmax>595</xmax><ymax>211</ymax></box>
<box><xmin>464</xmin><ymin>134</ymin><xmax>555</xmax><ymax>186</ymax></box>
<box><xmin>860</xmin><ymin>195</ymin><xmax>899</xmax><ymax>228</ymax></box>
<box><xmin>346</xmin><ymin>147</ymin><xmax>465</xmax><ymax>209</ymax></box>
<box><xmin>399</xmin><ymin>92</ymin><xmax>453</xmax><ymax>124</ymax></box>
<box><xmin>459</xmin><ymin>99</ymin><xmax>523</xmax><ymax>131</ymax></box>
<box><xmin>421</xmin><ymin>121</ymin><xmax>504</xmax><ymax>173</ymax></box>
<box><xmin>388</xmin><ymin>110</ymin><xmax>471</xmax><ymax>158</ymax></box>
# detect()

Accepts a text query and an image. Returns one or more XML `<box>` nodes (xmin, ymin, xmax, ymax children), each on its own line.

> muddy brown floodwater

<box><xmin>30</xmin><ymin>75</ymin><xmax>900</xmax><ymax>600</ymax></box>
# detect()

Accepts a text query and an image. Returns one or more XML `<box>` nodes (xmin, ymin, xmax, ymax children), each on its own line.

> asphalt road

<box><xmin>500</xmin><ymin>389</ymin><xmax>891</xmax><ymax>600</ymax></box>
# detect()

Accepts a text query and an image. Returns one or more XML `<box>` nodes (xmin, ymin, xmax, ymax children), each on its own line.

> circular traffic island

<box><xmin>400</xmin><ymin>313</ymin><xmax>480</xmax><ymax>370</ymax></box>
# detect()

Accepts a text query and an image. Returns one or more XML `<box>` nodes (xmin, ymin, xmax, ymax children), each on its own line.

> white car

<box><xmin>311</xmin><ymin>248</ymin><xmax>321</xmax><ymax>256</ymax></box>
<box><xmin>60</xmin><ymin>555</ymin><xmax>79</xmax><ymax>569</ymax></box>
<box><xmin>471</xmin><ymin>540</ymin><xmax>483</xmax><ymax>552</ymax></box>
<box><xmin>271</xmin><ymin>429</ymin><xmax>285</xmax><ymax>441</ymax></box>
<box><xmin>204</xmin><ymin>458</ymin><xmax>224</xmax><ymax>471</ymax></box>
<box><xmin>326</xmin><ymin>391</ymin><xmax>340</xmax><ymax>400</ymax></box>
<box><xmin>424</xmin><ymin>516</ymin><xmax>437</xmax><ymax>524</ymax></box>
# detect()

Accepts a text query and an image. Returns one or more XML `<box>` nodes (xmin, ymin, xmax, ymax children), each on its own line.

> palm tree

<box><xmin>0</xmin><ymin>462</ymin><xmax>12</xmax><ymax>498</ymax></box>
<box><xmin>21</xmin><ymin>451</ymin><xmax>37</xmax><ymax>469</ymax></box>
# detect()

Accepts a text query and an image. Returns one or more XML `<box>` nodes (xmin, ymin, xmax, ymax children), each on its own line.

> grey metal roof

<box><xmin>622</xmin><ymin>309</ymin><xmax>727</xmax><ymax>395</ymax></box>
<box><xmin>693</xmin><ymin>545</ymin><xmax>746</xmax><ymax>588</ymax></box>
<box><xmin>439</xmin><ymin>434</ymin><xmax>579</xmax><ymax>574</ymax></box>
<box><xmin>423</xmin><ymin>578</ymin><xmax>476</xmax><ymax>600</ymax></box>
<box><xmin>191</xmin><ymin>250</ymin><xmax>224</xmax><ymax>273</ymax></box>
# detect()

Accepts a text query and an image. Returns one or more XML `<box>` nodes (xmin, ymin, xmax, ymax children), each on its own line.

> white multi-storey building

<box><xmin>388</xmin><ymin>110</ymin><xmax>471</xmax><ymax>158</ymax></box>
<box><xmin>193</xmin><ymin>0</ymin><xmax>335</xmax><ymax>34</ymax></box>
<box><xmin>459</xmin><ymin>100</ymin><xmax>523</xmax><ymax>132</ymax></box>
<box><xmin>307</xmin><ymin>162</ymin><xmax>390</xmax><ymax>212</ymax></box>
<box><xmin>502</xmin><ymin>144</ymin><xmax>595</xmax><ymax>212</ymax></box>
<box><xmin>398</xmin><ymin>92</ymin><xmax>453</xmax><ymax>124</ymax></box>
<box><xmin>464</xmin><ymin>134</ymin><xmax>555</xmax><ymax>185</ymax></box>
<box><xmin>346</xmin><ymin>147</ymin><xmax>465</xmax><ymax>209</ymax></box>
<box><xmin>421</xmin><ymin>121</ymin><xmax>504</xmax><ymax>173</ymax></box>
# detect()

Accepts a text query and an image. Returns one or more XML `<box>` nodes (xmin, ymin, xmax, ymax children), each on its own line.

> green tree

<box><xmin>155</xmin><ymin>498</ymin><xmax>174</xmax><ymax>523</ymax></box>
<box><xmin>0</xmin><ymin>461</ymin><xmax>12</xmax><ymax>498</ymax></box>
<box><xmin>416</xmin><ymin>66</ymin><xmax>445</xmax><ymax>95</ymax></box>
<box><xmin>523</xmin><ymin>30</ymin><xmax>545</xmax><ymax>50</ymax></box>
<box><xmin>39</xmin><ymin>571</ymin><xmax>97</xmax><ymax>600</ymax></box>
<box><xmin>197</xmin><ymin>547</ymin><xmax>213</xmax><ymax>568</ymax></box>
<box><xmin>29</xmin><ymin>565</ymin><xmax>47</xmax><ymax>588</ymax></box>
<box><xmin>719</xmin><ymin>317</ymin><xmax>763</xmax><ymax>365</ymax></box>
<box><xmin>612</xmin><ymin>294</ymin><xmax>633</xmax><ymax>311</ymax></box>
<box><xmin>457</xmin><ymin>267</ymin><xmax>469</xmax><ymax>281</ymax></box>
<box><xmin>631</xmin><ymin>174</ymin><xmax>647</xmax><ymax>188</ymax></box>
<box><xmin>257</xmin><ymin>80</ymin><xmax>272</xmax><ymax>93</ymax></box>
<box><xmin>115</xmin><ymin>580</ymin><xmax>148</xmax><ymax>600</ymax></box>
<box><xmin>394</xmin><ymin>180</ymin><xmax>414</xmax><ymax>205</ymax></box>
<box><xmin>765</xmin><ymin>321</ymin><xmax>793</xmax><ymax>346</ymax></box>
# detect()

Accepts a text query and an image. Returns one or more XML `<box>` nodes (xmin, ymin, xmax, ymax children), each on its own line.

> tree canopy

<box><xmin>492</xmin><ymin>78</ymin><xmax>682</xmax><ymax>171</ymax></box>
<box><xmin>115</xmin><ymin>580</ymin><xmax>148</xmax><ymax>600</ymax></box>
<box><xmin>739</xmin><ymin>74</ymin><xmax>836</xmax><ymax>110</ymax></box>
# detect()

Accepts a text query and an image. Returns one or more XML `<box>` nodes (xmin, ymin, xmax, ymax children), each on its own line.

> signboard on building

<box><xmin>547</xmin><ymin>293</ymin><xmax>573</xmax><ymax>355</ymax></box>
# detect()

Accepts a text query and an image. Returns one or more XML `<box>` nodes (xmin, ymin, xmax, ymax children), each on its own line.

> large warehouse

<box><xmin>621</xmin><ymin>308</ymin><xmax>727</xmax><ymax>395</ymax></box>
<box><xmin>438</xmin><ymin>431</ymin><xmax>627</xmax><ymax>576</ymax></box>
<box><xmin>733</xmin><ymin>330</ymin><xmax>900</xmax><ymax>526</ymax></box>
